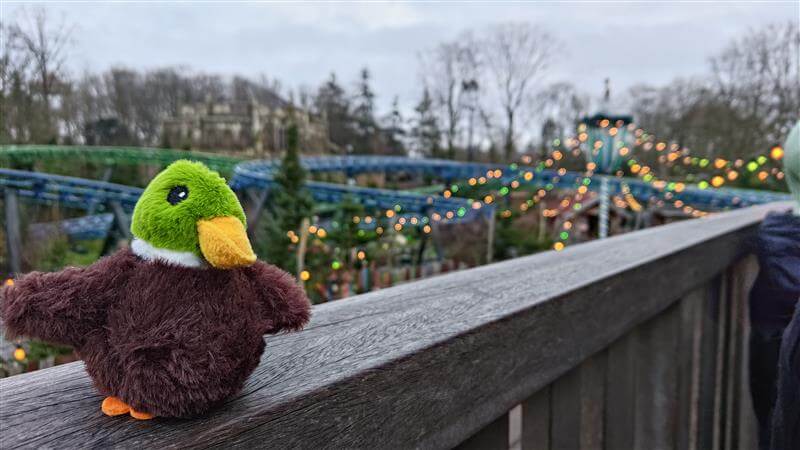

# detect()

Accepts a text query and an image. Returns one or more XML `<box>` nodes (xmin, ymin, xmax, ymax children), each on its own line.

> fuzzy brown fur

<box><xmin>1</xmin><ymin>249</ymin><xmax>311</xmax><ymax>418</ymax></box>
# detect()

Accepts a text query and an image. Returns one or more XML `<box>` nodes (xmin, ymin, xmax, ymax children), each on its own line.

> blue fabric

<box><xmin>747</xmin><ymin>211</ymin><xmax>800</xmax><ymax>450</ymax></box>
<box><xmin>749</xmin><ymin>211</ymin><xmax>800</xmax><ymax>328</ymax></box>
<box><xmin>772</xmin><ymin>301</ymin><xmax>800</xmax><ymax>450</ymax></box>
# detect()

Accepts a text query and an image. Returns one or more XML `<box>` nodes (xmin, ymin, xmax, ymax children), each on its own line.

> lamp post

<box><xmin>578</xmin><ymin>79</ymin><xmax>634</xmax><ymax>239</ymax></box>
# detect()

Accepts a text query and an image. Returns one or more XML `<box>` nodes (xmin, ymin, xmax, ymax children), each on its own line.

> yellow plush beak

<box><xmin>197</xmin><ymin>216</ymin><xmax>257</xmax><ymax>269</ymax></box>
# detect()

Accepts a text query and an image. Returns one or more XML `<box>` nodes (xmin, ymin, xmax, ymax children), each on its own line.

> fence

<box><xmin>1</xmin><ymin>202</ymin><xmax>788</xmax><ymax>449</ymax></box>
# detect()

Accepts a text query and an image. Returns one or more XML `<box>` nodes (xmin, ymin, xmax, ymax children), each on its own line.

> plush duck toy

<box><xmin>1</xmin><ymin>160</ymin><xmax>311</xmax><ymax>419</ymax></box>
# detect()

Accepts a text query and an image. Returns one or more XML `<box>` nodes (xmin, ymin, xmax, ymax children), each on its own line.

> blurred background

<box><xmin>0</xmin><ymin>2</ymin><xmax>797</xmax><ymax>375</ymax></box>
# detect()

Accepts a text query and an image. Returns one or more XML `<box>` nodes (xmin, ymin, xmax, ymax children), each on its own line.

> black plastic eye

<box><xmin>167</xmin><ymin>186</ymin><xmax>189</xmax><ymax>205</ymax></box>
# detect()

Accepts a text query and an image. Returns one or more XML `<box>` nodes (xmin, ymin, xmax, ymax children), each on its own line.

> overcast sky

<box><xmin>3</xmin><ymin>1</ymin><xmax>798</xmax><ymax>114</ymax></box>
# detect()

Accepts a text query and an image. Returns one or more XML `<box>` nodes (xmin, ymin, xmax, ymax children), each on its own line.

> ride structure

<box><xmin>0</xmin><ymin>145</ymin><xmax>791</xmax><ymax>275</ymax></box>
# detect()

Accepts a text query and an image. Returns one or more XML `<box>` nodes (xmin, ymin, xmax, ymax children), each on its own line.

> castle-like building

<box><xmin>161</xmin><ymin>99</ymin><xmax>329</xmax><ymax>156</ymax></box>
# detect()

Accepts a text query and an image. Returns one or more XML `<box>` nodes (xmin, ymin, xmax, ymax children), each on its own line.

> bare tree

<box><xmin>535</xmin><ymin>82</ymin><xmax>589</xmax><ymax>146</ymax></box>
<box><xmin>710</xmin><ymin>21</ymin><xmax>799</xmax><ymax>154</ymax></box>
<box><xmin>0</xmin><ymin>22</ymin><xmax>29</xmax><ymax>142</ymax></box>
<box><xmin>479</xmin><ymin>23</ymin><xmax>557</xmax><ymax>161</ymax></box>
<box><xmin>10</xmin><ymin>7</ymin><xmax>73</xmax><ymax>141</ymax></box>
<box><xmin>625</xmin><ymin>22</ymin><xmax>799</xmax><ymax>168</ymax></box>
<box><xmin>478</xmin><ymin>106</ymin><xmax>502</xmax><ymax>162</ymax></box>
<box><xmin>419</xmin><ymin>32</ymin><xmax>481</xmax><ymax>160</ymax></box>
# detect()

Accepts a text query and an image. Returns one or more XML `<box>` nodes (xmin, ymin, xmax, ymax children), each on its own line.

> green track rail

<box><xmin>0</xmin><ymin>145</ymin><xmax>241</xmax><ymax>172</ymax></box>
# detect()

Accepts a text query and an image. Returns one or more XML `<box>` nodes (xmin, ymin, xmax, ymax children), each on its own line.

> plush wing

<box><xmin>245</xmin><ymin>262</ymin><xmax>311</xmax><ymax>334</ymax></box>
<box><xmin>1</xmin><ymin>250</ymin><xmax>135</xmax><ymax>348</ymax></box>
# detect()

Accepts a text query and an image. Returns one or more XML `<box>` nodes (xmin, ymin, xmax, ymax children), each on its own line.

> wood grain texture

<box><xmin>0</xmin><ymin>202</ymin><xmax>784</xmax><ymax>449</ymax></box>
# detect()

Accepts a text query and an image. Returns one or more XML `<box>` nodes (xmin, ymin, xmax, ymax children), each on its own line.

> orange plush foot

<box><xmin>101</xmin><ymin>397</ymin><xmax>131</xmax><ymax>416</ymax></box>
<box><xmin>130</xmin><ymin>409</ymin><xmax>155</xmax><ymax>420</ymax></box>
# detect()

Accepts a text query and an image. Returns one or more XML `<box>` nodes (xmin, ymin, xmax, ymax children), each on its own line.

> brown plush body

<box><xmin>1</xmin><ymin>248</ymin><xmax>310</xmax><ymax>418</ymax></box>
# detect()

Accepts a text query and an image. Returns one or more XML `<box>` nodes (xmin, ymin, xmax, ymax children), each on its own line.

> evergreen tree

<box><xmin>257</xmin><ymin>123</ymin><xmax>314</xmax><ymax>273</ymax></box>
<box><xmin>315</xmin><ymin>72</ymin><xmax>356</xmax><ymax>151</ymax></box>
<box><xmin>540</xmin><ymin>118</ymin><xmax>559</xmax><ymax>159</ymax></box>
<box><xmin>381</xmin><ymin>96</ymin><xmax>406</xmax><ymax>156</ymax></box>
<box><xmin>352</xmin><ymin>67</ymin><xmax>377</xmax><ymax>154</ymax></box>
<box><xmin>412</xmin><ymin>88</ymin><xmax>441</xmax><ymax>158</ymax></box>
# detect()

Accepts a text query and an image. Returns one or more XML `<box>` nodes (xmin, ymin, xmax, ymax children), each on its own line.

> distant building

<box><xmin>161</xmin><ymin>99</ymin><xmax>329</xmax><ymax>156</ymax></box>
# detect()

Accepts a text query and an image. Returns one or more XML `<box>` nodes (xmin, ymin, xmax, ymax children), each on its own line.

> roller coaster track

<box><xmin>0</xmin><ymin>145</ymin><xmax>239</xmax><ymax>172</ymax></box>
<box><xmin>0</xmin><ymin>145</ymin><xmax>791</xmax><ymax>240</ymax></box>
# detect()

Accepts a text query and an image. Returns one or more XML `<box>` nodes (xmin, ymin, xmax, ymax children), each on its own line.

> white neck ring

<box><xmin>131</xmin><ymin>238</ymin><xmax>205</xmax><ymax>268</ymax></box>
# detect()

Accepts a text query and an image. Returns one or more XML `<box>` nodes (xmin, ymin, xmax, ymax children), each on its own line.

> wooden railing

<box><xmin>1</xmin><ymin>202</ymin><xmax>790</xmax><ymax>449</ymax></box>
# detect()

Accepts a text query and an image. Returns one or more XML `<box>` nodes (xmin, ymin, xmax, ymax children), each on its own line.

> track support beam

<box><xmin>4</xmin><ymin>189</ymin><xmax>23</xmax><ymax>275</ymax></box>
<box><xmin>245</xmin><ymin>187</ymin><xmax>271</xmax><ymax>238</ymax></box>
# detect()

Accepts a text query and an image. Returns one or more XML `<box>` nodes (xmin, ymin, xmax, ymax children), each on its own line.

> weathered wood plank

<box><xmin>697</xmin><ymin>277</ymin><xmax>722</xmax><ymax>450</ymax></box>
<box><xmin>552</xmin><ymin>364</ymin><xmax>582</xmax><ymax>450</ymax></box>
<box><xmin>605</xmin><ymin>330</ymin><xmax>637</xmax><ymax>450</ymax></box>
<box><xmin>677</xmin><ymin>287</ymin><xmax>706</xmax><ymax>450</ymax></box>
<box><xmin>713</xmin><ymin>272</ymin><xmax>731</xmax><ymax>450</ymax></box>
<box><xmin>0</xmin><ymin>202</ymin><xmax>784</xmax><ymax>449</ymax></box>
<box><xmin>728</xmin><ymin>256</ymin><xmax>759</xmax><ymax>450</ymax></box>
<box><xmin>551</xmin><ymin>352</ymin><xmax>606</xmax><ymax>450</ymax></box>
<box><xmin>579</xmin><ymin>353</ymin><xmax>606</xmax><ymax>450</ymax></box>
<box><xmin>723</xmin><ymin>266</ymin><xmax>740</xmax><ymax>450</ymax></box>
<box><xmin>633</xmin><ymin>302</ymin><xmax>679</xmax><ymax>450</ymax></box>
<box><xmin>521</xmin><ymin>387</ymin><xmax>550</xmax><ymax>450</ymax></box>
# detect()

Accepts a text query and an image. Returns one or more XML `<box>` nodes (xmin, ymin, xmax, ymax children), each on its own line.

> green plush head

<box><xmin>131</xmin><ymin>160</ymin><xmax>247</xmax><ymax>256</ymax></box>
<box><xmin>784</xmin><ymin>120</ymin><xmax>800</xmax><ymax>214</ymax></box>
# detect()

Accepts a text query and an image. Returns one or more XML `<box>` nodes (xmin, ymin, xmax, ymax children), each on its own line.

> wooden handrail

<box><xmin>0</xmin><ymin>202</ymin><xmax>791</xmax><ymax>449</ymax></box>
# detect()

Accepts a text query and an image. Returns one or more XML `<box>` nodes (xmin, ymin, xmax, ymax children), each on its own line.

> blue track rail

<box><xmin>1</xmin><ymin>155</ymin><xmax>790</xmax><ymax>239</ymax></box>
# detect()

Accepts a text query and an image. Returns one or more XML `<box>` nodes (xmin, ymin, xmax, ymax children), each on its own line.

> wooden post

<box><xmin>677</xmin><ymin>288</ymin><xmax>706</xmax><ymax>450</ymax></box>
<box><xmin>296</xmin><ymin>217</ymin><xmax>310</xmax><ymax>281</ymax></box>
<box><xmin>430</xmin><ymin>218</ymin><xmax>445</xmax><ymax>262</ymax></box>
<box><xmin>486</xmin><ymin>211</ymin><xmax>495</xmax><ymax>264</ymax></box>
<box><xmin>551</xmin><ymin>352</ymin><xmax>606</xmax><ymax>450</ymax></box>
<box><xmin>415</xmin><ymin>227</ymin><xmax>428</xmax><ymax>268</ymax></box>
<box><xmin>605</xmin><ymin>331</ymin><xmax>637</xmax><ymax>450</ymax></box>
<box><xmin>633</xmin><ymin>303</ymin><xmax>679</xmax><ymax>450</ymax></box>
<box><xmin>4</xmin><ymin>189</ymin><xmax>23</xmax><ymax>274</ymax></box>
<box><xmin>538</xmin><ymin>202</ymin><xmax>546</xmax><ymax>243</ymax></box>
<box><xmin>520</xmin><ymin>387</ymin><xmax>551</xmax><ymax>450</ymax></box>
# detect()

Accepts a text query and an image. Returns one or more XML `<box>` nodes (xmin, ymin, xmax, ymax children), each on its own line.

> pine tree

<box><xmin>412</xmin><ymin>88</ymin><xmax>441</xmax><ymax>158</ymax></box>
<box><xmin>352</xmin><ymin>68</ymin><xmax>377</xmax><ymax>154</ymax></box>
<box><xmin>381</xmin><ymin>96</ymin><xmax>406</xmax><ymax>156</ymax></box>
<box><xmin>540</xmin><ymin>118</ymin><xmax>559</xmax><ymax>159</ymax></box>
<box><xmin>257</xmin><ymin>123</ymin><xmax>314</xmax><ymax>273</ymax></box>
<box><xmin>315</xmin><ymin>72</ymin><xmax>356</xmax><ymax>151</ymax></box>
